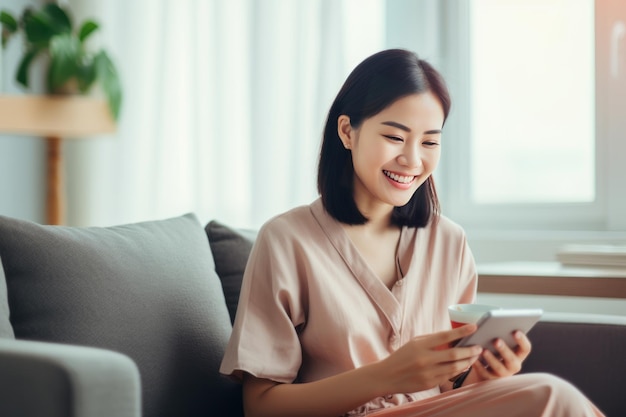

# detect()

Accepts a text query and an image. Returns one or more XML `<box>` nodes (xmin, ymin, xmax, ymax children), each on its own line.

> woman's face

<box><xmin>338</xmin><ymin>92</ymin><xmax>444</xmax><ymax>215</ymax></box>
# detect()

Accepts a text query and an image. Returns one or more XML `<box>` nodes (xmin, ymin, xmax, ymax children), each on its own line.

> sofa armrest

<box><xmin>0</xmin><ymin>338</ymin><xmax>141</xmax><ymax>417</ymax></box>
<box><xmin>522</xmin><ymin>313</ymin><xmax>626</xmax><ymax>417</ymax></box>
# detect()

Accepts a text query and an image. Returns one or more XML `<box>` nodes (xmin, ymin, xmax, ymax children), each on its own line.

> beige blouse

<box><xmin>220</xmin><ymin>198</ymin><xmax>477</xmax><ymax>415</ymax></box>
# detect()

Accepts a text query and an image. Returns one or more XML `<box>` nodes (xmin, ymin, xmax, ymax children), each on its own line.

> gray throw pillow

<box><xmin>0</xmin><ymin>214</ymin><xmax>242</xmax><ymax>417</ymax></box>
<box><xmin>0</xmin><ymin>258</ymin><xmax>15</xmax><ymax>339</ymax></box>
<box><xmin>205</xmin><ymin>221</ymin><xmax>256</xmax><ymax>324</ymax></box>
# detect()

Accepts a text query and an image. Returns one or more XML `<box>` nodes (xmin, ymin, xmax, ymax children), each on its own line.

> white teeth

<box><xmin>384</xmin><ymin>170</ymin><xmax>414</xmax><ymax>184</ymax></box>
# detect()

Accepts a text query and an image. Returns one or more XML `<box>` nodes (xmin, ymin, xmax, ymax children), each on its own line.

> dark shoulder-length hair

<box><xmin>317</xmin><ymin>49</ymin><xmax>451</xmax><ymax>227</ymax></box>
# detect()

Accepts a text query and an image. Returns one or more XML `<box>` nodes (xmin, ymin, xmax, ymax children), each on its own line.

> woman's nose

<box><xmin>397</xmin><ymin>146</ymin><xmax>423</xmax><ymax>168</ymax></box>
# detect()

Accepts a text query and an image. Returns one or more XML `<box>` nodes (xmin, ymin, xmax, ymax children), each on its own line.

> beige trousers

<box><xmin>372</xmin><ymin>373</ymin><xmax>605</xmax><ymax>417</ymax></box>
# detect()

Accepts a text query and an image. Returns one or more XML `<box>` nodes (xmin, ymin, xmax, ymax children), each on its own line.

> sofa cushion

<box><xmin>524</xmin><ymin>319</ymin><xmax>626</xmax><ymax>417</ymax></box>
<box><xmin>205</xmin><ymin>220</ymin><xmax>255</xmax><ymax>324</ymax></box>
<box><xmin>0</xmin><ymin>258</ymin><xmax>15</xmax><ymax>339</ymax></box>
<box><xmin>0</xmin><ymin>214</ymin><xmax>242</xmax><ymax>417</ymax></box>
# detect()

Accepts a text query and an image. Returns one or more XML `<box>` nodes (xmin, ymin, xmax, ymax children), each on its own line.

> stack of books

<box><xmin>556</xmin><ymin>244</ymin><xmax>626</xmax><ymax>268</ymax></box>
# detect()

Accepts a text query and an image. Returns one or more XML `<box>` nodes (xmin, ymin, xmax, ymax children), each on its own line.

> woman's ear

<box><xmin>337</xmin><ymin>115</ymin><xmax>353</xmax><ymax>150</ymax></box>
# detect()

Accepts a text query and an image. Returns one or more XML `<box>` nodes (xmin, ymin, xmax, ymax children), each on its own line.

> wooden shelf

<box><xmin>477</xmin><ymin>261</ymin><xmax>626</xmax><ymax>299</ymax></box>
<box><xmin>0</xmin><ymin>94</ymin><xmax>116</xmax><ymax>138</ymax></box>
<box><xmin>0</xmin><ymin>94</ymin><xmax>117</xmax><ymax>224</ymax></box>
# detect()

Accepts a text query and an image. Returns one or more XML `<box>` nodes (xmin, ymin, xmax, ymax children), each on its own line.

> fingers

<box><xmin>432</xmin><ymin>323</ymin><xmax>477</xmax><ymax>348</ymax></box>
<box><xmin>513</xmin><ymin>330</ymin><xmax>532</xmax><ymax>358</ymax></box>
<box><xmin>472</xmin><ymin>357</ymin><xmax>496</xmax><ymax>380</ymax></box>
<box><xmin>441</xmin><ymin>344</ymin><xmax>482</xmax><ymax>363</ymax></box>
<box><xmin>404</xmin><ymin>328</ymin><xmax>482</xmax><ymax>385</ymax></box>
<box><xmin>474</xmin><ymin>331</ymin><xmax>531</xmax><ymax>380</ymax></box>
<box><xmin>436</xmin><ymin>356</ymin><xmax>479</xmax><ymax>382</ymax></box>
<box><xmin>428</xmin><ymin>325</ymin><xmax>481</xmax><ymax>366</ymax></box>
<box><xmin>481</xmin><ymin>347</ymin><xmax>513</xmax><ymax>377</ymax></box>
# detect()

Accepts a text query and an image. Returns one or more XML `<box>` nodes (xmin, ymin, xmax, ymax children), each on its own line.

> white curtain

<box><xmin>64</xmin><ymin>0</ymin><xmax>385</xmax><ymax>228</ymax></box>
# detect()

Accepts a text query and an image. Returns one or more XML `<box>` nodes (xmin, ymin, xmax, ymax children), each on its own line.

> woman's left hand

<box><xmin>472</xmin><ymin>331</ymin><xmax>532</xmax><ymax>381</ymax></box>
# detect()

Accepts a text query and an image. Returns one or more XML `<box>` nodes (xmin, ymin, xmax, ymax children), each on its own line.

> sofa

<box><xmin>0</xmin><ymin>213</ymin><xmax>624</xmax><ymax>417</ymax></box>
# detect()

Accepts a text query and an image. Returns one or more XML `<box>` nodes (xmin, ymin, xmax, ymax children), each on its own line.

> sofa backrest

<box><xmin>205</xmin><ymin>220</ymin><xmax>256</xmax><ymax>325</ymax></box>
<box><xmin>0</xmin><ymin>214</ymin><xmax>243</xmax><ymax>417</ymax></box>
<box><xmin>524</xmin><ymin>315</ymin><xmax>626</xmax><ymax>417</ymax></box>
<box><xmin>0</xmin><ymin>257</ymin><xmax>15</xmax><ymax>339</ymax></box>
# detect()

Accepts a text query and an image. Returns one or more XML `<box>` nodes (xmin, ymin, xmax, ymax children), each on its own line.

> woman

<box><xmin>220</xmin><ymin>49</ymin><xmax>604</xmax><ymax>417</ymax></box>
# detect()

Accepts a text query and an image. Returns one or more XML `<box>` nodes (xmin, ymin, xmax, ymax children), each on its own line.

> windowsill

<box><xmin>466</xmin><ymin>229</ymin><xmax>626</xmax><ymax>241</ymax></box>
<box><xmin>477</xmin><ymin>261</ymin><xmax>626</xmax><ymax>299</ymax></box>
<box><xmin>465</xmin><ymin>229</ymin><xmax>626</xmax><ymax>264</ymax></box>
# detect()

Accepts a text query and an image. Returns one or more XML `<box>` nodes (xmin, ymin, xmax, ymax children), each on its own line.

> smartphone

<box><xmin>454</xmin><ymin>308</ymin><xmax>543</xmax><ymax>354</ymax></box>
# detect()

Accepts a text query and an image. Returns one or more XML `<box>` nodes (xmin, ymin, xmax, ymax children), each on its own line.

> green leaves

<box><xmin>0</xmin><ymin>10</ymin><xmax>17</xmax><ymax>30</ymax></box>
<box><xmin>76</xmin><ymin>60</ymin><xmax>97</xmax><ymax>93</ymax></box>
<box><xmin>95</xmin><ymin>51</ymin><xmax>122</xmax><ymax>119</ymax></box>
<box><xmin>16</xmin><ymin>47</ymin><xmax>40</xmax><ymax>87</ymax></box>
<box><xmin>1</xmin><ymin>11</ymin><xmax>18</xmax><ymax>47</ymax></box>
<box><xmin>22</xmin><ymin>4</ymin><xmax>72</xmax><ymax>45</ymax></box>
<box><xmin>42</xmin><ymin>3</ymin><xmax>72</xmax><ymax>32</ymax></box>
<box><xmin>48</xmin><ymin>33</ymin><xmax>81</xmax><ymax>92</ymax></box>
<box><xmin>0</xmin><ymin>4</ymin><xmax>122</xmax><ymax>120</ymax></box>
<box><xmin>78</xmin><ymin>20</ymin><xmax>98</xmax><ymax>42</ymax></box>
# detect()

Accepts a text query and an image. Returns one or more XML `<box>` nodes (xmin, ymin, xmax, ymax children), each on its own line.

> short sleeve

<box><xmin>219</xmin><ymin>219</ymin><xmax>306</xmax><ymax>383</ymax></box>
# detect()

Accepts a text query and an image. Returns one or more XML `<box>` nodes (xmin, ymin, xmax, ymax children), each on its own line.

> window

<box><xmin>439</xmin><ymin>0</ymin><xmax>626</xmax><ymax>237</ymax></box>
<box><xmin>469</xmin><ymin>0</ymin><xmax>595</xmax><ymax>205</ymax></box>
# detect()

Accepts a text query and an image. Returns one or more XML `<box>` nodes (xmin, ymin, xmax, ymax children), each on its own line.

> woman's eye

<box><xmin>423</xmin><ymin>141</ymin><xmax>440</xmax><ymax>147</ymax></box>
<box><xmin>384</xmin><ymin>135</ymin><xmax>403</xmax><ymax>142</ymax></box>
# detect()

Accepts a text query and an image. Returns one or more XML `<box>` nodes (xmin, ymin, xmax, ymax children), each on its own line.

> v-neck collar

<box><xmin>310</xmin><ymin>199</ymin><xmax>406</xmax><ymax>333</ymax></box>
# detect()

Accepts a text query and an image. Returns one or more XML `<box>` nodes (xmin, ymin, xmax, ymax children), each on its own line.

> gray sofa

<box><xmin>0</xmin><ymin>214</ymin><xmax>624</xmax><ymax>417</ymax></box>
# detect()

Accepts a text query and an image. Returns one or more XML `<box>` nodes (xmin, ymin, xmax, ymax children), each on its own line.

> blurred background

<box><xmin>1</xmin><ymin>0</ymin><xmax>625</xmax><ymax>270</ymax></box>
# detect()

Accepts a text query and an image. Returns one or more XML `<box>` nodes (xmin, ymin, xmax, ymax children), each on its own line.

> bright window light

<box><xmin>469</xmin><ymin>0</ymin><xmax>595</xmax><ymax>204</ymax></box>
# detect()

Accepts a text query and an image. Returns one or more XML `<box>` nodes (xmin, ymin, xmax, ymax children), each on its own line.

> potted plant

<box><xmin>1</xmin><ymin>2</ymin><xmax>122</xmax><ymax>119</ymax></box>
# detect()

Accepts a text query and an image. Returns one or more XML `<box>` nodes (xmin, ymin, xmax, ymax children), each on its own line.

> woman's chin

<box><xmin>388</xmin><ymin>195</ymin><xmax>414</xmax><ymax>208</ymax></box>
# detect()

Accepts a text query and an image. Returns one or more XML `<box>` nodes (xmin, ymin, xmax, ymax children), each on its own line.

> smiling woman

<box><xmin>219</xmin><ymin>48</ymin><xmax>606</xmax><ymax>417</ymax></box>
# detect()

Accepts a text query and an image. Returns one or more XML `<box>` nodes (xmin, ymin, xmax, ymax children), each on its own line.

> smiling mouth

<box><xmin>383</xmin><ymin>170</ymin><xmax>415</xmax><ymax>184</ymax></box>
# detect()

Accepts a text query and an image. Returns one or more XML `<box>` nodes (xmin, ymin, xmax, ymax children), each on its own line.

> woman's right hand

<box><xmin>376</xmin><ymin>324</ymin><xmax>482</xmax><ymax>394</ymax></box>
